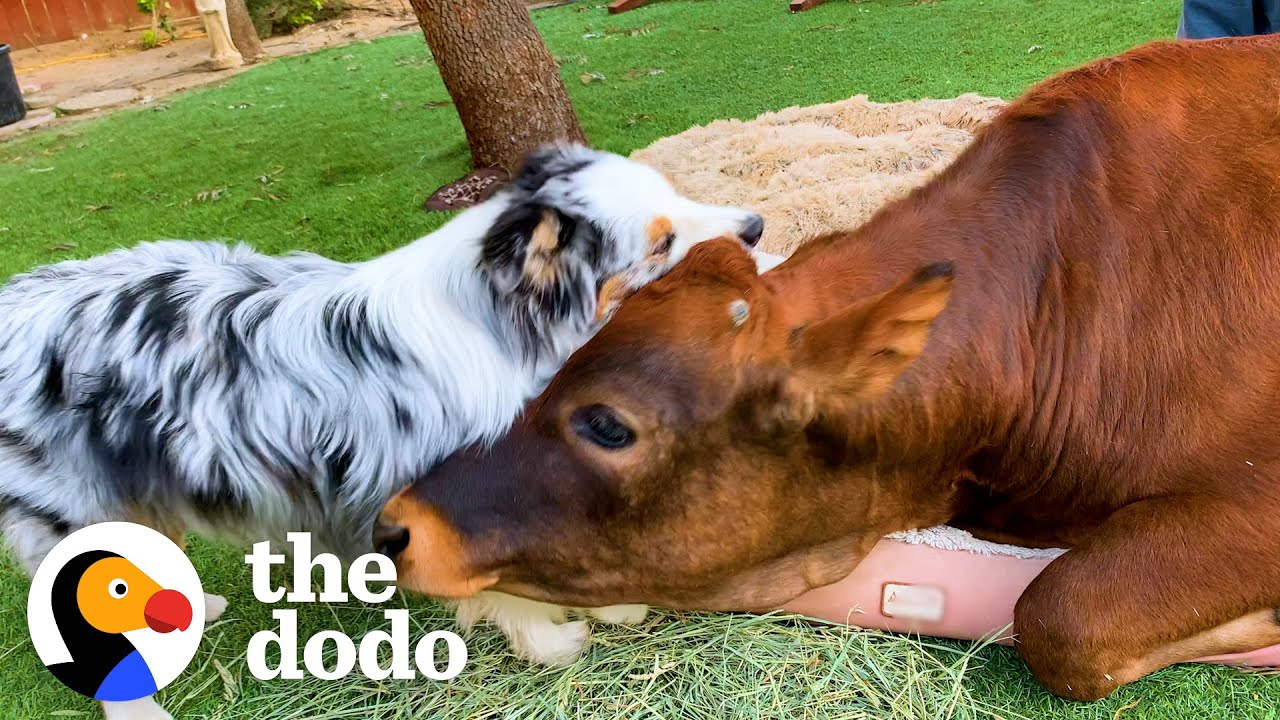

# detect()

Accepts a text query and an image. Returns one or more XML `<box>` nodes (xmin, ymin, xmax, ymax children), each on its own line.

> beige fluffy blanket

<box><xmin>632</xmin><ymin>93</ymin><xmax>1007</xmax><ymax>257</ymax></box>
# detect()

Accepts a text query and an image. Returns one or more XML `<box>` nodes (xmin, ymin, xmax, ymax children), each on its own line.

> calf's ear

<box><xmin>788</xmin><ymin>261</ymin><xmax>954</xmax><ymax>406</ymax></box>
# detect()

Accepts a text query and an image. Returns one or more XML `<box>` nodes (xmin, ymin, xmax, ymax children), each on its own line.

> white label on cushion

<box><xmin>881</xmin><ymin>583</ymin><xmax>945</xmax><ymax>622</ymax></box>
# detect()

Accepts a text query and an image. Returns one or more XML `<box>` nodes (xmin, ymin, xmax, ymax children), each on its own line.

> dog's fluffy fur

<box><xmin>0</xmin><ymin>145</ymin><xmax>767</xmax><ymax>715</ymax></box>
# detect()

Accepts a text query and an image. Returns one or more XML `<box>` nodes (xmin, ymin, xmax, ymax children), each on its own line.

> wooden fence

<box><xmin>1</xmin><ymin>0</ymin><xmax>200</xmax><ymax>50</ymax></box>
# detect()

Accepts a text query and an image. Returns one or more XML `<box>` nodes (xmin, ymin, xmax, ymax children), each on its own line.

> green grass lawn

<box><xmin>2</xmin><ymin>0</ymin><xmax>1276</xmax><ymax>717</ymax></box>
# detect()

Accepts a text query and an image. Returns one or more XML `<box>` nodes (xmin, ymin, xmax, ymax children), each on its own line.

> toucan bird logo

<box><xmin>28</xmin><ymin>523</ymin><xmax>205</xmax><ymax>702</ymax></box>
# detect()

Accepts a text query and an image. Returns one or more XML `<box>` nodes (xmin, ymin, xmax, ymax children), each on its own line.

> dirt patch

<box><xmin>4</xmin><ymin>0</ymin><xmax>421</xmax><ymax>138</ymax></box>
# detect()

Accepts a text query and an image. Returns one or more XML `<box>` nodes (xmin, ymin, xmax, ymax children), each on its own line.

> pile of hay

<box><xmin>633</xmin><ymin>93</ymin><xmax>1007</xmax><ymax>257</ymax></box>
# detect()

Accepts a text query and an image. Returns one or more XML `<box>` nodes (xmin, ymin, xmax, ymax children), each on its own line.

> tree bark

<box><xmin>224</xmin><ymin>0</ymin><xmax>265</xmax><ymax>63</ymax></box>
<box><xmin>407</xmin><ymin>0</ymin><xmax>587</xmax><ymax>173</ymax></box>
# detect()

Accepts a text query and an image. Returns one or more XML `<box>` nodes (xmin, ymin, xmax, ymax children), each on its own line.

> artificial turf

<box><xmin>2</xmin><ymin>0</ymin><xmax>1276</xmax><ymax>718</ymax></box>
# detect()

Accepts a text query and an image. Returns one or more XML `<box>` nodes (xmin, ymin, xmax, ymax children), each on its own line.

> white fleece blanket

<box><xmin>887</xmin><ymin>526</ymin><xmax>1067</xmax><ymax>560</ymax></box>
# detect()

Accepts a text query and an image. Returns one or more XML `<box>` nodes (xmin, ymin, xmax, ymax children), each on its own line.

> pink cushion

<box><xmin>780</xmin><ymin>537</ymin><xmax>1280</xmax><ymax>667</ymax></box>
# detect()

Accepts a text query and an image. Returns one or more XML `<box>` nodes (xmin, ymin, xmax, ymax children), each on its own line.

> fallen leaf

<box><xmin>605</xmin><ymin>23</ymin><xmax>656</xmax><ymax>36</ymax></box>
<box><xmin>580</xmin><ymin>72</ymin><xmax>607</xmax><ymax>85</ymax></box>
<box><xmin>190</xmin><ymin>187</ymin><xmax>227</xmax><ymax>204</ymax></box>
<box><xmin>621</xmin><ymin>68</ymin><xmax>665</xmax><ymax>80</ymax></box>
<box><xmin>1112</xmin><ymin>699</ymin><xmax>1141</xmax><ymax>720</ymax></box>
<box><xmin>627</xmin><ymin>657</ymin><xmax>676</xmax><ymax>681</ymax></box>
<box><xmin>257</xmin><ymin>166</ymin><xmax>285</xmax><ymax>184</ymax></box>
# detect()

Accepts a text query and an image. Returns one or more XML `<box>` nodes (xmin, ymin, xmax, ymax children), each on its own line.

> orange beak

<box><xmin>143</xmin><ymin>588</ymin><xmax>192</xmax><ymax>633</ymax></box>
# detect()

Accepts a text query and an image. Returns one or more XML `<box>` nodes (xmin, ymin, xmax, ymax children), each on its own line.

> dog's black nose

<box><xmin>373</xmin><ymin>523</ymin><xmax>410</xmax><ymax>560</ymax></box>
<box><xmin>740</xmin><ymin>214</ymin><xmax>764</xmax><ymax>247</ymax></box>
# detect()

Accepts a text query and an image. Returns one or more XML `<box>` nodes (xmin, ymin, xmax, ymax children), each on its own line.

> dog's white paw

<box><xmin>102</xmin><ymin>697</ymin><xmax>174</xmax><ymax>720</ymax></box>
<box><xmin>587</xmin><ymin>604</ymin><xmax>649</xmax><ymax>625</ymax></box>
<box><xmin>454</xmin><ymin>591</ymin><xmax>589</xmax><ymax>666</ymax></box>
<box><xmin>204</xmin><ymin>592</ymin><xmax>228</xmax><ymax>622</ymax></box>
<box><xmin>515</xmin><ymin>619</ymin><xmax>590</xmax><ymax>667</ymax></box>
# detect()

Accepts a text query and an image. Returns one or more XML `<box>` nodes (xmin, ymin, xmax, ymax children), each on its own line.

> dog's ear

<box><xmin>510</xmin><ymin>143</ymin><xmax>595</xmax><ymax>194</ymax></box>
<box><xmin>481</xmin><ymin>201</ymin><xmax>580</xmax><ymax>296</ymax></box>
<box><xmin>594</xmin><ymin>273</ymin><xmax>632</xmax><ymax>322</ymax></box>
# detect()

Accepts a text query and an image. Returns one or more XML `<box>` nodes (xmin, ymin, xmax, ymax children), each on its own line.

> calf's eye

<box><xmin>571</xmin><ymin>405</ymin><xmax>635</xmax><ymax>449</ymax></box>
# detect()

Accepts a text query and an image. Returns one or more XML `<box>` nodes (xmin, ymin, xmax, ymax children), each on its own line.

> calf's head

<box><xmin>379</xmin><ymin>239</ymin><xmax>955</xmax><ymax>610</ymax></box>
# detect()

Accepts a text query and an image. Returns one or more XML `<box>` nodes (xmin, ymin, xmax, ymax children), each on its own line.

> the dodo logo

<box><xmin>27</xmin><ymin>522</ymin><xmax>205</xmax><ymax>701</ymax></box>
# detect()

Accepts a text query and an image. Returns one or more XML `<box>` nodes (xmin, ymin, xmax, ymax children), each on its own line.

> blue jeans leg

<box><xmin>1178</xmin><ymin>0</ymin><xmax>1280</xmax><ymax>38</ymax></box>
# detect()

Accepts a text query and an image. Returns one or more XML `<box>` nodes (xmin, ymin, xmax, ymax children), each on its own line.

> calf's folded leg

<box><xmin>1014</xmin><ymin>493</ymin><xmax>1280</xmax><ymax>700</ymax></box>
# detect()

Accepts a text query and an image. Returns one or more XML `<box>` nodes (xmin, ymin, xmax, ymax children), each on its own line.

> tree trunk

<box><xmin>407</xmin><ymin>0</ymin><xmax>586</xmax><ymax>173</ymax></box>
<box><xmin>224</xmin><ymin>0</ymin><xmax>266</xmax><ymax>63</ymax></box>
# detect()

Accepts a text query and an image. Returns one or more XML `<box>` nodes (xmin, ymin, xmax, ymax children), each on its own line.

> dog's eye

<box><xmin>653</xmin><ymin>232</ymin><xmax>675</xmax><ymax>255</ymax></box>
<box><xmin>109</xmin><ymin>579</ymin><xmax>128</xmax><ymax>599</ymax></box>
<box><xmin>571</xmin><ymin>405</ymin><xmax>635</xmax><ymax>449</ymax></box>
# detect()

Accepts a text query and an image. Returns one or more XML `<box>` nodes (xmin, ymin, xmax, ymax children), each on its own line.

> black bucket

<box><xmin>0</xmin><ymin>44</ymin><xmax>26</xmax><ymax>127</ymax></box>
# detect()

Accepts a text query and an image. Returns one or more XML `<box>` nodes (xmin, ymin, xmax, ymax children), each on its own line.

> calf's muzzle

<box><xmin>376</xmin><ymin>490</ymin><xmax>499</xmax><ymax>599</ymax></box>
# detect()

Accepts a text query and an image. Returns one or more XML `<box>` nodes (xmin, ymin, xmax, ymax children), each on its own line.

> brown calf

<box><xmin>381</xmin><ymin>35</ymin><xmax>1280</xmax><ymax>699</ymax></box>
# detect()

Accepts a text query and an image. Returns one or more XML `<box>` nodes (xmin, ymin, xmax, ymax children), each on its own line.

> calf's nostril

<box><xmin>740</xmin><ymin>214</ymin><xmax>764</xmax><ymax>247</ymax></box>
<box><xmin>373</xmin><ymin>523</ymin><xmax>410</xmax><ymax>559</ymax></box>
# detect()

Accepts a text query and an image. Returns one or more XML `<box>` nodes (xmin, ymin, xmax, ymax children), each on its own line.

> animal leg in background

<box><xmin>193</xmin><ymin>0</ymin><xmax>244</xmax><ymax>70</ymax></box>
<box><xmin>0</xmin><ymin>504</ymin><xmax>68</xmax><ymax>577</ymax></box>
<box><xmin>1014</xmin><ymin>492</ymin><xmax>1280</xmax><ymax>700</ymax></box>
